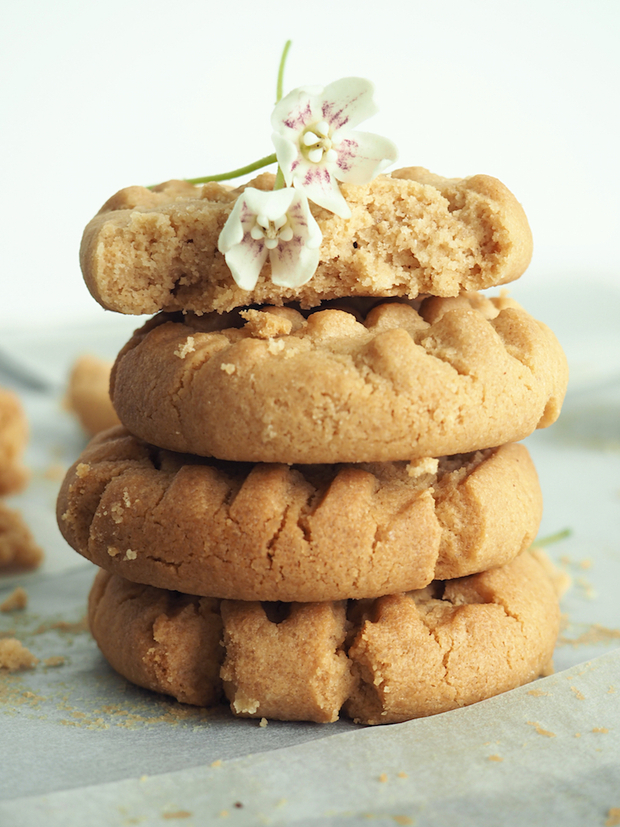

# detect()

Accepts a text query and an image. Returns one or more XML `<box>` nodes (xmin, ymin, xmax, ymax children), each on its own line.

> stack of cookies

<box><xmin>57</xmin><ymin>166</ymin><xmax>568</xmax><ymax>724</ymax></box>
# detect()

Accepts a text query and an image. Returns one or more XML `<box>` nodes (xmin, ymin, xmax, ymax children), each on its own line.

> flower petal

<box><xmin>242</xmin><ymin>185</ymin><xmax>296</xmax><ymax>220</ymax></box>
<box><xmin>223</xmin><ymin>235</ymin><xmax>269</xmax><ymax>291</ymax></box>
<box><xmin>333</xmin><ymin>131</ymin><xmax>399</xmax><ymax>185</ymax></box>
<box><xmin>217</xmin><ymin>197</ymin><xmax>248</xmax><ymax>253</ymax></box>
<box><xmin>270</xmin><ymin>240</ymin><xmax>321</xmax><ymax>288</ymax></box>
<box><xmin>270</xmin><ymin>132</ymin><xmax>299</xmax><ymax>187</ymax></box>
<box><xmin>286</xmin><ymin>190</ymin><xmax>323</xmax><ymax>248</ymax></box>
<box><xmin>319</xmin><ymin>77</ymin><xmax>378</xmax><ymax>133</ymax></box>
<box><xmin>271</xmin><ymin>85</ymin><xmax>323</xmax><ymax>137</ymax></box>
<box><xmin>292</xmin><ymin>164</ymin><xmax>351</xmax><ymax>219</ymax></box>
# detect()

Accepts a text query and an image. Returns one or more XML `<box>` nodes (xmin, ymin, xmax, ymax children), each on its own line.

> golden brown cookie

<box><xmin>58</xmin><ymin>428</ymin><xmax>542</xmax><ymax>601</ymax></box>
<box><xmin>88</xmin><ymin>551</ymin><xmax>560</xmax><ymax>724</ymax></box>
<box><xmin>87</xmin><ymin>570</ymin><xmax>223</xmax><ymax>706</ymax></box>
<box><xmin>64</xmin><ymin>354</ymin><xmax>120</xmax><ymax>436</ymax></box>
<box><xmin>0</xmin><ymin>388</ymin><xmax>29</xmax><ymax>495</ymax></box>
<box><xmin>80</xmin><ymin>168</ymin><xmax>532</xmax><ymax>315</ymax></box>
<box><xmin>110</xmin><ymin>293</ymin><xmax>568</xmax><ymax>464</ymax></box>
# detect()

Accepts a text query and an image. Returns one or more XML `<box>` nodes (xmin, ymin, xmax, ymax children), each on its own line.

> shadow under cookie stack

<box><xmin>57</xmin><ymin>80</ymin><xmax>568</xmax><ymax>724</ymax></box>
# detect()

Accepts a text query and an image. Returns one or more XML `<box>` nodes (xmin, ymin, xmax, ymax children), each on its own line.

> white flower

<box><xmin>271</xmin><ymin>77</ymin><xmax>398</xmax><ymax>219</ymax></box>
<box><xmin>218</xmin><ymin>187</ymin><xmax>322</xmax><ymax>290</ymax></box>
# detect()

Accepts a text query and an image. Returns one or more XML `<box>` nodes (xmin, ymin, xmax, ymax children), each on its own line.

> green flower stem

<box><xmin>533</xmin><ymin>528</ymin><xmax>572</xmax><ymax>547</ymax></box>
<box><xmin>276</xmin><ymin>40</ymin><xmax>292</xmax><ymax>103</ymax></box>
<box><xmin>273</xmin><ymin>167</ymin><xmax>286</xmax><ymax>190</ymax></box>
<box><xmin>184</xmin><ymin>153</ymin><xmax>278</xmax><ymax>185</ymax></box>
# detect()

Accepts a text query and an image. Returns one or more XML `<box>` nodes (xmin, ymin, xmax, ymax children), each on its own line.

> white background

<box><xmin>1</xmin><ymin>0</ymin><xmax>619</xmax><ymax>329</ymax></box>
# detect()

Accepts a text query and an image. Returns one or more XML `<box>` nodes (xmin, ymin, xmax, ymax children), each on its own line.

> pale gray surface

<box><xmin>1</xmin><ymin>651</ymin><xmax>619</xmax><ymax>826</ymax></box>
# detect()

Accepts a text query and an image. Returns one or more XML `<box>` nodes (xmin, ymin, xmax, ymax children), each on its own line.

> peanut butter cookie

<box><xmin>80</xmin><ymin>168</ymin><xmax>532</xmax><ymax>315</ymax></box>
<box><xmin>88</xmin><ymin>551</ymin><xmax>560</xmax><ymax>724</ymax></box>
<box><xmin>59</xmin><ymin>428</ymin><xmax>542</xmax><ymax>601</ymax></box>
<box><xmin>110</xmin><ymin>293</ymin><xmax>568</xmax><ymax>463</ymax></box>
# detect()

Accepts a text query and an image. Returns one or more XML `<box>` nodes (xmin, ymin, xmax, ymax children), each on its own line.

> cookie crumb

<box><xmin>267</xmin><ymin>338</ymin><xmax>286</xmax><ymax>355</ymax></box>
<box><xmin>526</xmin><ymin>721</ymin><xmax>556</xmax><ymax>738</ymax></box>
<box><xmin>605</xmin><ymin>809</ymin><xmax>620</xmax><ymax>827</ymax></box>
<box><xmin>211</xmin><ymin>759</ymin><xmax>222</xmax><ymax>768</ymax></box>
<box><xmin>392</xmin><ymin>818</ymin><xmax>414</xmax><ymax>826</ymax></box>
<box><xmin>593</xmin><ymin>727</ymin><xmax>609</xmax><ymax>734</ymax></box>
<box><xmin>570</xmin><ymin>686</ymin><xmax>585</xmax><ymax>700</ymax></box>
<box><xmin>0</xmin><ymin>586</ymin><xmax>28</xmax><ymax>612</ymax></box>
<box><xmin>0</xmin><ymin>503</ymin><xmax>44</xmax><ymax>570</ymax></box>
<box><xmin>111</xmin><ymin>503</ymin><xmax>125</xmax><ymax>524</ymax></box>
<box><xmin>162</xmin><ymin>812</ymin><xmax>192</xmax><ymax>820</ymax></box>
<box><xmin>397</xmin><ymin>772</ymin><xmax>408</xmax><ymax>779</ymax></box>
<box><xmin>263</xmin><ymin>424</ymin><xmax>277</xmax><ymax>441</ymax></box>
<box><xmin>379</xmin><ymin>773</ymin><xmax>388</xmax><ymax>783</ymax></box>
<box><xmin>220</xmin><ymin>363</ymin><xmax>236</xmax><ymax>375</ymax></box>
<box><xmin>174</xmin><ymin>337</ymin><xmax>196</xmax><ymax>359</ymax></box>
<box><xmin>576</xmin><ymin>576</ymin><xmax>595</xmax><ymax>600</ymax></box>
<box><xmin>0</xmin><ymin>638</ymin><xmax>38</xmax><ymax>671</ymax></box>
<box><xmin>240</xmin><ymin>309</ymin><xmax>293</xmax><ymax>339</ymax></box>
<box><xmin>406</xmin><ymin>457</ymin><xmax>439</xmax><ymax>478</ymax></box>
<box><xmin>43</xmin><ymin>656</ymin><xmax>65</xmax><ymax>668</ymax></box>
<box><xmin>488</xmin><ymin>755</ymin><xmax>503</xmax><ymax>762</ymax></box>
<box><xmin>259</xmin><ymin>717</ymin><xmax>268</xmax><ymax>727</ymax></box>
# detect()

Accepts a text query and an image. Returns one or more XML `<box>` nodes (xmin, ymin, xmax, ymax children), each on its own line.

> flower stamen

<box><xmin>301</xmin><ymin>122</ymin><xmax>336</xmax><ymax>164</ymax></box>
<box><xmin>251</xmin><ymin>214</ymin><xmax>293</xmax><ymax>248</ymax></box>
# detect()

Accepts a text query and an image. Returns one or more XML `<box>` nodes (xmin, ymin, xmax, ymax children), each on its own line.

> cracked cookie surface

<box><xmin>80</xmin><ymin>168</ymin><xmax>532</xmax><ymax>315</ymax></box>
<box><xmin>57</xmin><ymin>428</ymin><xmax>542</xmax><ymax>601</ymax></box>
<box><xmin>110</xmin><ymin>293</ymin><xmax>568</xmax><ymax>464</ymax></box>
<box><xmin>88</xmin><ymin>551</ymin><xmax>560</xmax><ymax>724</ymax></box>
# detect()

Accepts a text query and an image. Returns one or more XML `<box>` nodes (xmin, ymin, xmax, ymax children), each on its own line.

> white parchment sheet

<box><xmin>1</xmin><ymin>279</ymin><xmax>619</xmax><ymax>825</ymax></box>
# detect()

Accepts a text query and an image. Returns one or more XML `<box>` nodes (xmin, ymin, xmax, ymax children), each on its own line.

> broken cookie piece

<box><xmin>0</xmin><ymin>502</ymin><xmax>43</xmax><ymax>571</ymax></box>
<box><xmin>80</xmin><ymin>169</ymin><xmax>533</xmax><ymax>316</ymax></box>
<box><xmin>0</xmin><ymin>638</ymin><xmax>38</xmax><ymax>672</ymax></box>
<box><xmin>0</xmin><ymin>388</ymin><xmax>29</xmax><ymax>496</ymax></box>
<box><xmin>64</xmin><ymin>354</ymin><xmax>120</xmax><ymax>436</ymax></box>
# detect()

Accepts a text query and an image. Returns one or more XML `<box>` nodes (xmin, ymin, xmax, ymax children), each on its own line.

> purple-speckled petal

<box><xmin>293</xmin><ymin>164</ymin><xmax>351</xmax><ymax>219</ymax></box>
<box><xmin>333</xmin><ymin>131</ymin><xmax>398</xmax><ymax>185</ymax></box>
<box><xmin>320</xmin><ymin>78</ymin><xmax>377</xmax><ymax>133</ymax></box>
<box><xmin>223</xmin><ymin>234</ymin><xmax>268</xmax><ymax>291</ymax></box>
<box><xmin>270</xmin><ymin>238</ymin><xmax>321</xmax><ymax>288</ymax></box>
<box><xmin>271</xmin><ymin>85</ymin><xmax>322</xmax><ymax>137</ymax></box>
<box><xmin>286</xmin><ymin>191</ymin><xmax>323</xmax><ymax>248</ymax></box>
